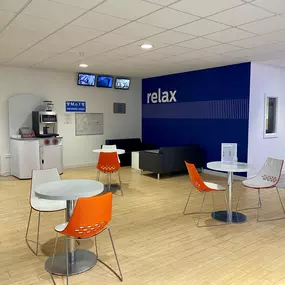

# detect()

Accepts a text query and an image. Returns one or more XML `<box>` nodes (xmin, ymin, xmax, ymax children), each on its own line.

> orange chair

<box><xmin>184</xmin><ymin>162</ymin><xmax>228</xmax><ymax>227</ymax></box>
<box><xmin>96</xmin><ymin>152</ymin><xmax>123</xmax><ymax>195</ymax></box>
<box><xmin>49</xmin><ymin>192</ymin><xmax>123</xmax><ymax>284</ymax></box>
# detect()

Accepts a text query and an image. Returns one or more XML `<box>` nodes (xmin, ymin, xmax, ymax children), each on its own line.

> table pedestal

<box><xmin>211</xmin><ymin>211</ymin><xmax>247</xmax><ymax>223</ymax></box>
<box><xmin>45</xmin><ymin>250</ymin><xmax>97</xmax><ymax>276</ymax></box>
<box><xmin>104</xmin><ymin>184</ymin><xmax>121</xmax><ymax>192</ymax></box>
<box><xmin>46</xmin><ymin>200</ymin><xmax>97</xmax><ymax>276</ymax></box>
<box><xmin>211</xmin><ymin>172</ymin><xmax>248</xmax><ymax>224</ymax></box>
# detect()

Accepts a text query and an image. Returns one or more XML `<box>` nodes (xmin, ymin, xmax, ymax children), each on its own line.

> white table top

<box><xmin>93</xmin><ymin>149</ymin><xmax>125</xmax><ymax>155</ymax></box>
<box><xmin>35</xmin><ymin>180</ymin><xmax>104</xmax><ymax>200</ymax></box>
<box><xmin>207</xmin><ymin>161</ymin><xmax>250</xmax><ymax>173</ymax></box>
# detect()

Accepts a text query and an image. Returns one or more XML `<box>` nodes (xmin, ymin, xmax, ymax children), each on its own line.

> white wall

<box><xmin>248</xmin><ymin>62</ymin><xmax>285</xmax><ymax>177</ymax></box>
<box><xmin>0</xmin><ymin>66</ymin><xmax>142</xmax><ymax>175</ymax></box>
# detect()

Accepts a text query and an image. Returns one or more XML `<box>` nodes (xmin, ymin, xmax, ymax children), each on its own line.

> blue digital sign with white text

<box><xmin>66</xmin><ymin>101</ymin><xmax>86</xmax><ymax>112</ymax></box>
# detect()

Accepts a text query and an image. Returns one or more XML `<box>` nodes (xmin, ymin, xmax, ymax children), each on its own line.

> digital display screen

<box><xmin>115</xmin><ymin>78</ymin><xmax>131</xmax><ymax>90</ymax></box>
<box><xmin>77</xmin><ymin>73</ymin><xmax>96</xmax><ymax>86</ymax></box>
<box><xmin>96</xmin><ymin>76</ymin><xmax>113</xmax><ymax>88</ymax></box>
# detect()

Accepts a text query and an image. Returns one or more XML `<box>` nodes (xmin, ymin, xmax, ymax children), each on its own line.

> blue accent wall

<box><xmin>142</xmin><ymin>63</ymin><xmax>251</xmax><ymax>166</ymax></box>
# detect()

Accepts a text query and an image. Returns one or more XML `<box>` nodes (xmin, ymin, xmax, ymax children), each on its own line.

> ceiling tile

<box><xmin>101</xmin><ymin>43</ymin><xmax>149</xmax><ymax>56</ymax></box>
<box><xmin>0</xmin><ymin>0</ymin><xmax>29</xmax><ymax>12</ymax></box>
<box><xmin>5</xmin><ymin>48</ymin><xmax>58</xmax><ymax>66</ymax></box>
<box><xmin>94</xmin><ymin>33</ymin><xmax>137</xmax><ymax>47</ymax></box>
<box><xmin>143</xmin><ymin>0</ymin><xmax>179</xmax><ymax>5</ymax></box>
<box><xmin>73</xmin><ymin>11</ymin><xmax>129</xmax><ymax>32</ymax></box>
<box><xmin>8</xmin><ymin>14</ymin><xmax>65</xmax><ymax>34</ymax></box>
<box><xmin>138</xmin><ymin>7</ymin><xmax>199</xmax><ymax>29</ymax></box>
<box><xmin>169</xmin><ymin>0</ymin><xmax>243</xmax><ymax>17</ymax></box>
<box><xmin>209</xmin><ymin>4</ymin><xmax>273</xmax><ymax>26</ymax></box>
<box><xmin>22</xmin><ymin>0</ymin><xmax>86</xmax><ymax>23</ymax></box>
<box><xmin>93</xmin><ymin>0</ymin><xmax>161</xmax><ymax>20</ymax></box>
<box><xmin>146</xmin><ymin>30</ymin><xmax>195</xmax><ymax>45</ymax></box>
<box><xmin>202</xmin><ymin>44</ymin><xmax>242</xmax><ymax>54</ymax></box>
<box><xmin>178</xmin><ymin>37</ymin><xmax>220</xmax><ymax>49</ymax></box>
<box><xmin>205</xmin><ymin>28</ymin><xmax>255</xmax><ymax>42</ymax></box>
<box><xmin>175</xmin><ymin>19</ymin><xmax>229</xmax><ymax>36</ymax></box>
<box><xmin>239</xmin><ymin>16</ymin><xmax>285</xmax><ymax>35</ymax></box>
<box><xmin>0</xmin><ymin>10</ymin><xmax>15</xmax><ymax>30</ymax></box>
<box><xmin>50</xmin><ymin>0</ymin><xmax>103</xmax><ymax>9</ymax></box>
<box><xmin>42</xmin><ymin>25</ymin><xmax>104</xmax><ymax>50</ymax></box>
<box><xmin>70</xmin><ymin>40</ymin><xmax>117</xmax><ymax>57</ymax></box>
<box><xmin>113</xmin><ymin>22</ymin><xmax>165</xmax><ymax>39</ymax></box>
<box><xmin>0</xmin><ymin>45</ymin><xmax>26</xmax><ymax>62</ymax></box>
<box><xmin>231</xmin><ymin>34</ymin><xmax>282</xmax><ymax>48</ymax></box>
<box><xmin>156</xmin><ymin>45</ymin><xmax>192</xmax><ymax>55</ymax></box>
<box><xmin>253</xmin><ymin>0</ymin><xmax>285</xmax><ymax>14</ymax></box>
<box><xmin>0</xmin><ymin>26</ymin><xmax>46</xmax><ymax>49</ymax></box>
<box><xmin>137</xmin><ymin>51</ymin><xmax>169</xmax><ymax>60</ymax></box>
<box><xmin>33</xmin><ymin>39</ymin><xmax>73</xmax><ymax>53</ymax></box>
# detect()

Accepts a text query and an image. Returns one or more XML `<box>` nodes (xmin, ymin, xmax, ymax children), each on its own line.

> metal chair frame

<box><xmin>236</xmin><ymin>186</ymin><xmax>285</xmax><ymax>222</ymax></box>
<box><xmin>50</xmin><ymin>226</ymin><xmax>122</xmax><ymax>285</ymax></box>
<box><xmin>183</xmin><ymin>187</ymin><xmax>229</xmax><ymax>227</ymax></box>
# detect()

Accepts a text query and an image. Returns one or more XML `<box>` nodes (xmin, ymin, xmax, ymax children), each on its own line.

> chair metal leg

<box><xmin>196</xmin><ymin>192</ymin><xmax>207</xmax><ymax>227</ymax></box>
<box><xmin>276</xmin><ymin>187</ymin><xmax>285</xmax><ymax>216</ymax></box>
<box><xmin>257</xmin><ymin>187</ymin><xmax>285</xmax><ymax>222</ymax></box>
<box><xmin>212</xmin><ymin>192</ymin><xmax>216</xmax><ymax>214</ymax></box>
<box><xmin>183</xmin><ymin>187</ymin><xmax>193</xmax><ymax>215</ymax></box>
<box><xmin>118</xmin><ymin>171</ymin><xmax>123</xmax><ymax>196</ymax></box>
<box><xmin>108</xmin><ymin>173</ymin><xmax>111</xmax><ymax>191</ymax></box>
<box><xmin>25</xmin><ymin>208</ymin><xmax>41</xmax><ymax>255</ymax></box>
<box><xmin>157</xmin><ymin>173</ymin><xmax>160</xmax><ymax>180</ymax></box>
<box><xmin>257</xmin><ymin>189</ymin><xmax>262</xmax><ymax>222</ymax></box>
<box><xmin>108</xmin><ymin>228</ymin><xmax>123</xmax><ymax>281</ymax></box>
<box><xmin>35</xmin><ymin>212</ymin><xmax>41</xmax><ymax>255</ymax></box>
<box><xmin>96</xmin><ymin>170</ymin><xmax>100</xmax><ymax>181</ymax></box>
<box><xmin>94</xmin><ymin>236</ymin><xmax>98</xmax><ymax>257</ymax></box>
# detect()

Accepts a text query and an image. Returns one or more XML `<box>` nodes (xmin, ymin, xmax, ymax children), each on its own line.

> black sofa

<box><xmin>139</xmin><ymin>145</ymin><xmax>205</xmax><ymax>179</ymax></box>
<box><xmin>105</xmin><ymin>138</ymin><xmax>156</xmax><ymax>166</ymax></box>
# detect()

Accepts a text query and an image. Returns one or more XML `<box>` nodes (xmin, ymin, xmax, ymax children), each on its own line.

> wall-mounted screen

<box><xmin>97</xmin><ymin>75</ymin><xmax>113</xmax><ymax>88</ymax></box>
<box><xmin>77</xmin><ymin>73</ymin><xmax>96</xmax><ymax>86</ymax></box>
<box><xmin>115</xmin><ymin>78</ymin><xmax>131</xmax><ymax>90</ymax></box>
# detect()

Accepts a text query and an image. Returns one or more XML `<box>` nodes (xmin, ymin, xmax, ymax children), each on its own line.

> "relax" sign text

<box><xmin>147</xmin><ymin>88</ymin><xmax>177</xmax><ymax>104</ymax></box>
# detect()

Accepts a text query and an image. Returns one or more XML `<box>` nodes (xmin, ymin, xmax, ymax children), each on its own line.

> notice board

<box><xmin>75</xmin><ymin>113</ymin><xmax>103</xmax><ymax>136</ymax></box>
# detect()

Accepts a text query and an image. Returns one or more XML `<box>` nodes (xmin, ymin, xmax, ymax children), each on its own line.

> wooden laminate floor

<box><xmin>1</xmin><ymin>167</ymin><xmax>285</xmax><ymax>285</ymax></box>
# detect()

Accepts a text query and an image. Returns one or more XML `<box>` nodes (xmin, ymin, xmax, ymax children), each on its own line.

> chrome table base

<box><xmin>212</xmin><ymin>211</ymin><xmax>247</xmax><ymax>223</ymax></box>
<box><xmin>45</xmin><ymin>249</ymin><xmax>97</xmax><ymax>276</ymax></box>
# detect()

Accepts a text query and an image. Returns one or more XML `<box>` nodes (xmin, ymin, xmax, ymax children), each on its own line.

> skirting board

<box><xmin>203</xmin><ymin>169</ymin><xmax>245</xmax><ymax>181</ymax></box>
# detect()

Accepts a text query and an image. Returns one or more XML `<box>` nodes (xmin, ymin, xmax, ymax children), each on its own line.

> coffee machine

<box><xmin>32</xmin><ymin>101</ymin><xmax>58</xmax><ymax>137</ymax></box>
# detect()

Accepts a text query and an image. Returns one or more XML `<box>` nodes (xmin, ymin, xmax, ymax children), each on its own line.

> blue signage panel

<box><xmin>66</xmin><ymin>101</ymin><xmax>86</xmax><ymax>112</ymax></box>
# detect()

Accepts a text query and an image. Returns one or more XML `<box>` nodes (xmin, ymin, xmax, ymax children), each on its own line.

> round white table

<box><xmin>35</xmin><ymin>180</ymin><xmax>104</xmax><ymax>276</ymax></box>
<box><xmin>207</xmin><ymin>161</ymin><xmax>251</xmax><ymax>224</ymax></box>
<box><xmin>92</xmin><ymin>149</ymin><xmax>125</xmax><ymax>155</ymax></box>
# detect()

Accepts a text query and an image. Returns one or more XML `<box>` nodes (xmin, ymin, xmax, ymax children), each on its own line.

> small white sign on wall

<box><xmin>221</xmin><ymin>143</ymin><xmax>237</xmax><ymax>163</ymax></box>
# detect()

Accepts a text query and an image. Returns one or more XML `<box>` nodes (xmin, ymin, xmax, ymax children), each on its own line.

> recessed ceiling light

<box><xmin>79</xmin><ymin>63</ymin><xmax>88</xmax><ymax>68</ymax></box>
<box><xmin>141</xmin><ymin>43</ymin><xmax>153</xmax><ymax>50</ymax></box>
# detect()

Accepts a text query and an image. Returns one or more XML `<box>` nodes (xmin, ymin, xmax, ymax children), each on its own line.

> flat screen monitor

<box><xmin>96</xmin><ymin>75</ymin><xmax>113</xmax><ymax>88</ymax></box>
<box><xmin>77</xmin><ymin>73</ymin><xmax>96</xmax><ymax>86</ymax></box>
<box><xmin>115</xmin><ymin>78</ymin><xmax>131</xmax><ymax>90</ymax></box>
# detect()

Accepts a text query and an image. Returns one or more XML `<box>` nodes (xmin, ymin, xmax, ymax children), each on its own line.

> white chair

<box><xmin>102</xmin><ymin>144</ymin><xmax>120</xmax><ymax>163</ymax></box>
<box><xmin>238</xmin><ymin>157</ymin><xmax>285</xmax><ymax>222</ymax></box>
<box><xmin>25</xmin><ymin>168</ymin><xmax>66</xmax><ymax>255</ymax></box>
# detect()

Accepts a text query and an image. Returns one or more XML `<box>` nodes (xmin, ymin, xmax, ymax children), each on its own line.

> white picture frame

<box><xmin>221</xmin><ymin>143</ymin><xmax>237</xmax><ymax>163</ymax></box>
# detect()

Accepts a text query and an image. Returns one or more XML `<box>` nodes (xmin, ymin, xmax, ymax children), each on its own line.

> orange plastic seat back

<box><xmin>59</xmin><ymin>192</ymin><xmax>112</xmax><ymax>239</ymax></box>
<box><xmin>97</xmin><ymin>152</ymin><xmax>120</xmax><ymax>173</ymax></box>
<box><xmin>185</xmin><ymin>162</ymin><xmax>213</xmax><ymax>192</ymax></box>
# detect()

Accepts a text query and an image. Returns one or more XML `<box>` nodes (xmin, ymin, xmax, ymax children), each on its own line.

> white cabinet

<box><xmin>10</xmin><ymin>139</ymin><xmax>40</xmax><ymax>179</ymax></box>
<box><xmin>10</xmin><ymin>137</ymin><xmax>63</xmax><ymax>179</ymax></box>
